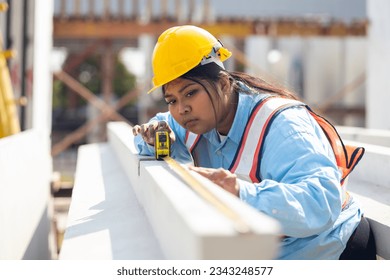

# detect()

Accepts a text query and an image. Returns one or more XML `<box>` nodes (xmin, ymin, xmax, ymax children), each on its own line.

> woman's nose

<box><xmin>178</xmin><ymin>102</ymin><xmax>190</xmax><ymax>114</ymax></box>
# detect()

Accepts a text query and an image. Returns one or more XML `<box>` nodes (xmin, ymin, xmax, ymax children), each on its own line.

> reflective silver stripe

<box><xmin>185</xmin><ymin>131</ymin><xmax>199</xmax><ymax>152</ymax></box>
<box><xmin>232</xmin><ymin>98</ymin><xmax>303</xmax><ymax>182</ymax></box>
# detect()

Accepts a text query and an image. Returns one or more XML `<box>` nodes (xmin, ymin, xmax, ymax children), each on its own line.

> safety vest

<box><xmin>184</xmin><ymin>96</ymin><xmax>365</xmax><ymax>208</ymax></box>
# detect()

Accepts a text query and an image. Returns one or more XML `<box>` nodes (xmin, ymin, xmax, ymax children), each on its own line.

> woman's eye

<box><xmin>186</xmin><ymin>90</ymin><xmax>197</xmax><ymax>97</ymax></box>
<box><xmin>165</xmin><ymin>99</ymin><xmax>175</xmax><ymax>105</ymax></box>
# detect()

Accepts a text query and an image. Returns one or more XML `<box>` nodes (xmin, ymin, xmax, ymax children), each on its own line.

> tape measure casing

<box><xmin>155</xmin><ymin>129</ymin><xmax>171</xmax><ymax>160</ymax></box>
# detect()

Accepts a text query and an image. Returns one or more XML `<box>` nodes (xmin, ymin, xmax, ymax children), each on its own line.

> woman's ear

<box><xmin>219</xmin><ymin>72</ymin><xmax>232</xmax><ymax>95</ymax></box>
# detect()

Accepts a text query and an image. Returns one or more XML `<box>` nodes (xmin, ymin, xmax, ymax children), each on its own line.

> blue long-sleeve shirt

<box><xmin>134</xmin><ymin>91</ymin><xmax>362</xmax><ymax>260</ymax></box>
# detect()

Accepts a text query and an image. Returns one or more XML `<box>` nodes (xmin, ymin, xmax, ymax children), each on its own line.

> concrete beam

<box><xmin>337</xmin><ymin>126</ymin><xmax>390</xmax><ymax>147</ymax></box>
<box><xmin>59</xmin><ymin>142</ymin><xmax>163</xmax><ymax>260</ymax></box>
<box><xmin>60</xmin><ymin>122</ymin><xmax>281</xmax><ymax>259</ymax></box>
<box><xmin>107</xmin><ymin>122</ymin><xmax>281</xmax><ymax>259</ymax></box>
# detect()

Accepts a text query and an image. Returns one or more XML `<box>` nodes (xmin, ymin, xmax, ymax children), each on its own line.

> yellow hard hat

<box><xmin>148</xmin><ymin>25</ymin><xmax>232</xmax><ymax>93</ymax></box>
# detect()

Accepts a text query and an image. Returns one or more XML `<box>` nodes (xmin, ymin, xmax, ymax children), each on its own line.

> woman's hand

<box><xmin>188</xmin><ymin>166</ymin><xmax>240</xmax><ymax>197</ymax></box>
<box><xmin>132</xmin><ymin>120</ymin><xmax>176</xmax><ymax>146</ymax></box>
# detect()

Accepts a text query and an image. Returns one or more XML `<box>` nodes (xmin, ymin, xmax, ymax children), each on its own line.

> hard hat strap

<box><xmin>182</xmin><ymin>60</ymin><xmax>222</xmax><ymax>80</ymax></box>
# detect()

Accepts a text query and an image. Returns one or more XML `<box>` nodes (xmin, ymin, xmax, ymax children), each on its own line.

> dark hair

<box><xmin>161</xmin><ymin>63</ymin><xmax>299</xmax><ymax>129</ymax></box>
<box><xmin>169</xmin><ymin>62</ymin><xmax>299</xmax><ymax>100</ymax></box>
<box><xmin>229</xmin><ymin>71</ymin><xmax>299</xmax><ymax>100</ymax></box>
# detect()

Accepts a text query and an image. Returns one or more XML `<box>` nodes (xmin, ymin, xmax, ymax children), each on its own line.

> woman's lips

<box><xmin>184</xmin><ymin>119</ymin><xmax>198</xmax><ymax>128</ymax></box>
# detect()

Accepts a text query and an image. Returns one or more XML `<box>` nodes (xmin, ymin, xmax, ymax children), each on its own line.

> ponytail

<box><xmin>229</xmin><ymin>71</ymin><xmax>299</xmax><ymax>100</ymax></box>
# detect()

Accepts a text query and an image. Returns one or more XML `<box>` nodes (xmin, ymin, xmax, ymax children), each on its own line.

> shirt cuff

<box><xmin>237</xmin><ymin>178</ymin><xmax>259</xmax><ymax>204</ymax></box>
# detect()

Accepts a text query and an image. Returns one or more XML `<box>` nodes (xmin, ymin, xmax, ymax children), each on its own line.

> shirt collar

<box><xmin>202</xmin><ymin>92</ymin><xmax>262</xmax><ymax>146</ymax></box>
<box><xmin>226</xmin><ymin>93</ymin><xmax>255</xmax><ymax>145</ymax></box>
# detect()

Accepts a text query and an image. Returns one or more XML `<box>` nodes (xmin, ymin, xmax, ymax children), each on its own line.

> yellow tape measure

<box><xmin>154</xmin><ymin>128</ymin><xmax>171</xmax><ymax>160</ymax></box>
<box><xmin>163</xmin><ymin>156</ymin><xmax>252</xmax><ymax>234</ymax></box>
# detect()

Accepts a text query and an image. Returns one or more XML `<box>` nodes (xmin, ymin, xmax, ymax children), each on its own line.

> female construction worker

<box><xmin>132</xmin><ymin>25</ymin><xmax>376</xmax><ymax>260</ymax></box>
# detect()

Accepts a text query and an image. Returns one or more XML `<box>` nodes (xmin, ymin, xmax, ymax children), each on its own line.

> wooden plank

<box><xmin>53</xmin><ymin>19</ymin><xmax>367</xmax><ymax>39</ymax></box>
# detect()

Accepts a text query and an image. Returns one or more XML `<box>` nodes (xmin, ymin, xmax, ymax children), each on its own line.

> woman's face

<box><xmin>164</xmin><ymin>77</ymin><xmax>232</xmax><ymax>135</ymax></box>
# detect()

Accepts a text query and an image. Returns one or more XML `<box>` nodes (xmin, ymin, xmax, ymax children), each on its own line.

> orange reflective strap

<box><xmin>306</xmin><ymin>108</ymin><xmax>365</xmax><ymax>181</ymax></box>
<box><xmin>306</xmin><ymin>107</ymin><xmax>365</xmax><ymax>210</ymax></box>
<box><xmin>341</xmin><ymin>145</ymin><xmax>365</xmax><ymax>182</ymax></box>
<box><xmin>307</xmin><ymin>110</ymin><xmax>347</xmax><ymax>168</ymax></box>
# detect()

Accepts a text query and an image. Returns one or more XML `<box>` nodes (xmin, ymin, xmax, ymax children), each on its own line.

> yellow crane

<box><xmin>0</xmin><ymin>2</ymin><xmax>20</xmax><ymax>138</ymax></box>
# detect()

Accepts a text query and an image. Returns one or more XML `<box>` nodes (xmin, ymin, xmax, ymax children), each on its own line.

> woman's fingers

<box><xmin>157</xmin><ymin>120</ymin><xmax>169</xmax><ymax>130</ymax></box>
<box><xmin>133</xmin><ymin>121</ymin><xmax>175</xmax><ymax>145</ymax></box>
<box><xmin>132</xmin><ymin>125</ymin><xmax>141</xmax><ymax>136</ymax></box>
<box><xmin>188</xmin><ymin>166</ymin><xmax>239</xmax><ymax>196</ymax></box>
<box><xmin>132</xmin><ymin>121</ymin><xmax>158</xmax><ymax>145</ymax></box>
<box><xmin>188</xmin><ymin>166</ymin><xmax>214</xmax><ymax>177</ymax></box>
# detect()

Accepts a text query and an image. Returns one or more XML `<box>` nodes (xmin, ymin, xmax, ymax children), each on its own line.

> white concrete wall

<box><xmin>244</xmin><ymin>35</ymin><xmax>270</xmax><ymax>78</ymax></box>
<box><xmin>366</xmin><ymin>0</ymin><xmax>390</xmax><ymax>130</ymax></box>
<box><xmin>137</xmin><ymin>34</ymin><xmax>157</xmax><ymax>124</ymax></box>
<box><xmin>304</xmin><ymin>38</ymin><xmax>345</xmax><ymax>105</ymax></box>
<box><xmin>338</xmin><ymin>126</ymin><xmax>390</xmax><ymax>147</ymax></box>
<box><xmin>33</xmin><ymin>0</ymin><xmax>53</xmax><ymax>148</ymax></box>
<box><xmin>343</xmin><ymin>38</ymin><xmax>367</xmax><ymax>127</ymax></box>
<box><xmin>0</xmin><ymin>0</ymin><xmax>54</xmax><ymax>260</ymax></box>
<box><xmin>0</xmin><ymin>130</ymin><xmax>52</xmax><ymax>259</ymax></box>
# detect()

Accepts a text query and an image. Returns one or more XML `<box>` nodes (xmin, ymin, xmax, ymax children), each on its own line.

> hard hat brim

<box><xmin>147</xmin><ymin>85</ymin><xmax>160</xmax><ymax>94</ymax></box>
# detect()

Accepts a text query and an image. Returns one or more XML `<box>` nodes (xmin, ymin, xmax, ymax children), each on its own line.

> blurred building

<box><xmin>52</xmin><ymin>0</ymin><xmax>368</xmax><ymax>130</ymax></box>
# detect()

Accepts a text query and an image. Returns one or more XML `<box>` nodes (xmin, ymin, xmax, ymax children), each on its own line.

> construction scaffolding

<box><xmin>52</xmin><ymin>0</ymin><xmax>368</xmax><ymax>153</ymax></box>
